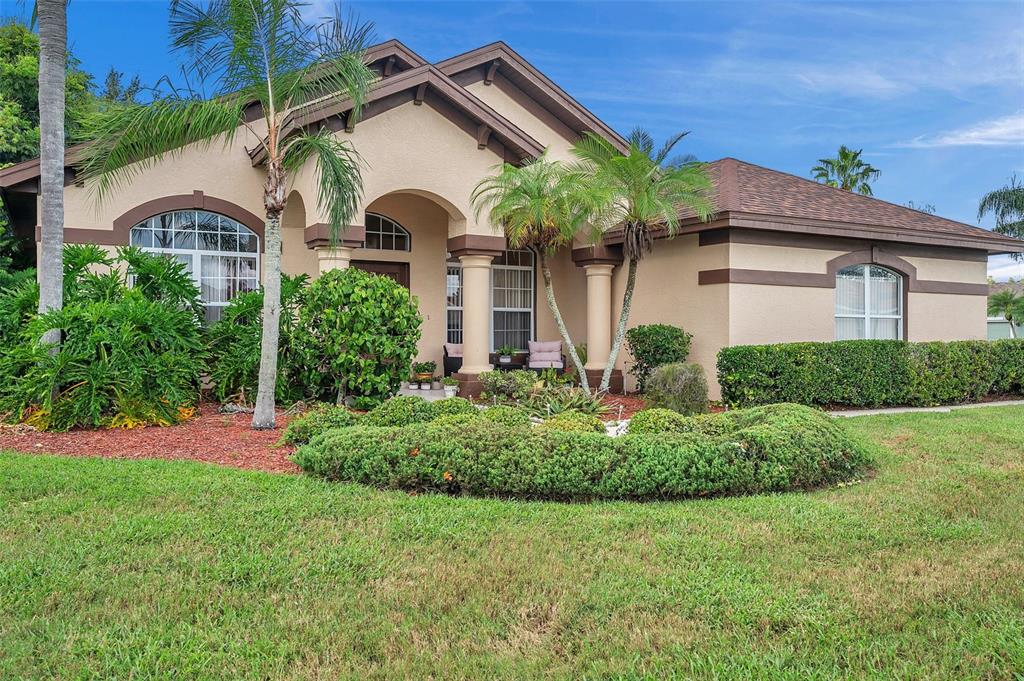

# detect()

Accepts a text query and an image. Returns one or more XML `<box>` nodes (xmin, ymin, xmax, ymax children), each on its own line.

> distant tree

<box><xmin>978</xmin><ymin>176</ymin><xmax>1024</xmax><ymax>260</ymax></box>
<box><xmin>811</xmin><ymin>145</ymin><xmax>880</xmax><ymax>195</ymax></box>
<box><xmin>987</xmin><ymin>290</ymin><xmax>1023</xmax><ymax>338</ymax></box>
<box><xmin>100</xmin><ymin>68</ymin><xmax>143</xmax><ymax>105</ymax></box>
<box><xmin>905</xmin><ymin>201</ymin><xmax>936</xmax><ymax>214</ymax></box>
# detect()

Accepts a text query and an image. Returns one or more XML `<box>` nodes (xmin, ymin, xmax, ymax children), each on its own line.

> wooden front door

<box><xmin>351</xmin><ymin>260</ymin><xmax>410</xmax><ymax>288</ymax></box>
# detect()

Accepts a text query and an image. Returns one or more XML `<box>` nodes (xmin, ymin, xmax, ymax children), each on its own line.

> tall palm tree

<box><xmin>471</xmin><ymin>155</ymin><xmax>597</xmax><ymax>392</ymax></box>
<box><xmin>988</xmin><ymin>289</ymin><xmax>1023</xmax><ymax>339</ymax></box>
<box><xmin>978</xmin><ymin>176</ymin><xmax>1024</xmax><ymax>258</ymax></box>
<box><xmin>811</xmin><ymin>145</ymin><xmax>880</xmax><ymax>195</ymax></box>
<box><xmin>35</xmin><ymin>0</ymin><xmax>66</xmax><ymax>348</ymax></box>
<box><xmin>573</xmin><ymin>129</ymin><xmax>714</xmax><ymax>393</ymax></box>
<box><xmin>76</xmin><ymin>0</ymin><xmax>374</xmax><ymax>429</ymax></box>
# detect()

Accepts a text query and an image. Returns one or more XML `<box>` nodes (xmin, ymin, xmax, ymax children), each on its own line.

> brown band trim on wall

<box><xmin>572</xmin><ymin>244</ymin><xmax>623</xmax><ymax>267</ymax></box>
<box><xmin>697</xmin><ymin>247</ymin><xmax>988</xmax><ymax>296</ymax></box>
<box><xmin>40</xmin><ymin>192</ymin><xmax>266</xmax><ymax>252</ymax></box>
<box><xmin>447</xmin><ymin>233</ymin><xmax>506</xmax><ymax>258</ymax></box>
<box><xmin>304</xmin><ymin>223</ymin><xmax>365</xmax><ymax>249</ymax></box>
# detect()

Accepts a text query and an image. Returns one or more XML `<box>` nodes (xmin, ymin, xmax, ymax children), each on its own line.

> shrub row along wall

<box><xmin>293</xmin><ymin>403</ymin><xmax>874</xmax><ymax>501</ymax></box>
<box><xmin>717</xmin><ymin>339</ymin><xmax>1024</xmax><ymax>409</ymax></box>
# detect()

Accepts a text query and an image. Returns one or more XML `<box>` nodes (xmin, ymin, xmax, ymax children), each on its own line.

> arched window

<box><xmin>364</xmin><ymin>212</ymin><xmax>411</xmax><ymax>251</ymax></box>
<box><xmin>835</xmin><ymin>264</ymin><xmax>903</xmax><ymax>340</ymax></box>
<box><xmin>130</xmin><ymin>210</ymin><xmax>259</xmax><ymax>323</ymax></box>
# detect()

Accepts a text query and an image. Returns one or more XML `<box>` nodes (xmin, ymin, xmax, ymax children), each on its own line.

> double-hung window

<box><xmin>835</xmin><ymin>264</ymin><xmax>903</xmax><ymax>340</ymax></box>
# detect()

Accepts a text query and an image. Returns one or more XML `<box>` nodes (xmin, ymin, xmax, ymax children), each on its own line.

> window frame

<box><xmin>835</xmin><ymin>263</ymin><xmax>904</xmax><ymax>340</ymax></box>
<box><xmin>364</xmin><ymin>212</ymin><xmax>412</xmax><ymax>252</ymax></box>
<box><xmin>444</xmin><ymin>249</ymin><xmax>537</xmax><ymax>351</ymax></box>
<box><xmin>129</xmin><ymin>209</ymin><xmax>260</xmax><ymax>323</ymax></box>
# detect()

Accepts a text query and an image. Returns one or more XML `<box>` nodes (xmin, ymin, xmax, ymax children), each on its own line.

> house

<box><xmin>2</xmin><ymin>40</ymin><xmax>1022</xmax><ymax>398</ymax></box>
<box><xmin>988</xmin><ymin>280</ymin><xmax>1024</xmax><ymax>339</ymax></box>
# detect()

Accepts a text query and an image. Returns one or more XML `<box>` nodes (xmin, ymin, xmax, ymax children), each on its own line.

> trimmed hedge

<box><xmin>625</xmin><ymin>324</ymin><xmax>693</xmax><ymax>391</ymax></box>
<box><xmin>293</xmin><ymin>403</ymin><xmax>873</xmax><ymax>501</ymax></box>
<box><xmin>718</xmin><ymin>339</ymin><xmax>1024</xmax><ymax>408</ymax></box>
<box><xmin>645</xmin><ymin>363</ymin><xmax>709</xmax><ymax>415</ymax></box>
<box><xmin>279</xmin><ymin>405</ymin><xmax>359</xmax><ymax>446</ymax></box>
<box><xmin>536</xmin><ymin>409</ymin><xmax>605</xmax><ymax>434</ymax></box>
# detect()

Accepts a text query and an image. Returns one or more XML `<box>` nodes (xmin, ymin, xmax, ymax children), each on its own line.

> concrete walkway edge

<box><xmin>830</xmin><ymin>399</ymin><xmax>1024</xmax><ymax>418</ymax></box>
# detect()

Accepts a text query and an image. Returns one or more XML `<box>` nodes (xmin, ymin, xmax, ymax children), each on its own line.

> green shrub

<box><xmin>536</xmin><ymin>409</ymin><xmax>605</xmax><ymax>434</ymax></box>
<box><xmin>479</xmin><ymin>369</ymin><xmax>538</xmax><ymax>401</ymax></box>
<box><xmin>206</xmin><ymin>274</ymin><xmax>308</xmax><ymax>405</ymax></box>
<box><xmin>627</xmin><ymin>408</ymin><xmax>690</xmax><ymax>434</ymax></box>
<box><xmin>362</xmin><ymin>395</ymin><xmax>435</xmax><ymax>428</ymax></box>
<box><xmin>523</xmin><ymin>386</ymin><xmax>608</xmax><ymax>417</ymax></box>
<box><xmin>626</xmin><ymin>324</ymin><xmax>693</xmax><ymax>391</ymax></box>
<box><xmin>0</xmin><ymin>247</ymin><xmax>206</xmax><ymax>432</ymax></box>
<box><xmin>480</xmin><ymin>405</ymin><xmax>532</xmax><ymax>428</ymax></box>
<box><xmin>292</xmin><ymin>268</ymin><xmax>423</xmax><ymax>403</ymax></box>
<box><xmin>293</xmin><ymin>403</ymin><xmax>872</xmax><ymax>501</ymax></box>
<box><xmin>431</xmin><ymin>412</ymin><xmax>481</xmax><ymax>428</ymax></box>
<box><xmin>429</xmin><ymin>397</ymin><xmax>477</xmax><ymax>420</ymax></box>
<box><xmin>717</xmin><ymin>339</ymin><xmax>1024</xmax><ymax>408</ymax></box>
<box><xmin>645</xmin><ymin>363</ymin><xmax>709</xmax><ymax>415</ymax></box>
<box><xmin>278</xmin><ymin>405</ymin><xmax>359</xmax><ymax>446</ymax></box>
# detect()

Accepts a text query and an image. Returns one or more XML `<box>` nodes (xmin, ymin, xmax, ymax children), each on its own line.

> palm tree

<box><xmin>36</xmin><ymin>0</ymin><xmax>66</xmax><ymax>348</ymax></box>
<box><xmin>978</xmin><ymin>176</ymin><xmax>1024</xmax><ymax>258</ymax></box>
<box><xmin>988</xmin><ymin>290</ymin><xmax>1023</xmax><ymax>339</ymax></box>
<box><xmin>471</xmin><ymin>155</ymin><xmax>597</xmax><ymax>392</ymax></box>
<box><xmin>76</xmin><ymin>0</ymin><xmax>374</xmax><ymax>429</ymax></box>
<box><xmin>811</xmin><ymin>145</ymin><xmax>880</xmax><ymax>195</ymax></box>
<box><xmin>573</xmin><ymin>129</ymin><xmax>714</xmax><ymax>393</ymax></box>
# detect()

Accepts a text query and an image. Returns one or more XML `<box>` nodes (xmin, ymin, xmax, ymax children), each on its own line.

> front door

<box><xmin>351</xmin><ymin>260</ymin><xmax>410</xmax><ymax>288</ymax></box>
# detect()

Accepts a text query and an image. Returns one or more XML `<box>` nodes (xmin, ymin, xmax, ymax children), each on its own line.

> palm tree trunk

<box><xmin>600</xmin><ymin>256</ymin><xmax>637</xmax><ymax>392</ymax></box>
<box><xmin>1010</xmin><ymin>319</ymin><xmax>1018</xmax><ymax>339</ymax></box>
<box><xmin>252</xmin><ymin>162</ymin><xmax>286</xmax><ymax>430</ymax></box>
<box><xmin>36</xmin><ymin>0</ymin><xmax>66</xmax><ymax>349</ymax></box>
<box><xmin>538</xmin><ymin>252</ymin><xmax>589</xmax><ymax>393</ymax></box>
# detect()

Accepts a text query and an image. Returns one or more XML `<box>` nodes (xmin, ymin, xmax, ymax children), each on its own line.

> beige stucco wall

<box><xmin>536</xmin><ymin>248</ymin><xmax>587</xmax><ymax>344</ymax></box>
<box><xmin>907</xmin><ymin>292</ymin><xmax>987</xmax><ymax>341</ymax></box>
<box><xmin>464</xmin><ymin>79</ymin><xmax>575</xmax><ymax>161</ymax></box>
<box><xmin>608</xmin><ymin>235</ymin><xmax>731</xmax><ymax>398</ymax></box>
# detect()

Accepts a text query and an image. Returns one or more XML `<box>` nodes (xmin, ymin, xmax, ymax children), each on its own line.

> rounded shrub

<box><xmin>627</xmin><ymin>408</ymin><xmax>689</xmax><ymax>434</ymax></box>
<box><xmin>536</xmin><ymin>409</ymin><xmax>605</xmax><ymax>433</ymax></box>
<box><xmin>645</xmin><ymin>363</ymin><xmax>709</xmax><ymax>415</ymax></box>
<box><xmin>278</xmin><ymin>404</ymin><xmax>359</xmax><ymax>446</ymax></box>
<box><xmin>293</xmin><ymin>403</ymin><xmax>873</xmax><ymax>501</ymax></box>
<box><xmin>292</xmin><ymin>268</ymin><xmax>423</xmax><ymax>403</ymax></box>
<box><xmin>361</xmin><ymin>395</ymin><xmax>435</xmax><ymax>428</ymax></box>
<box><xmin>431</xmin><ymin>412</ymin><xmax>481</xmax><ymax>428</ymax></box>
<box><xmin>626</xmin><ymin>324</ymin><xmax>693</xmax><ymax>391</ymax></box>
<box><xmin>429</xmin><ymin>397</ymin><xmax>477</xmax><ymax>420</ymax></box>
<box><xmin>480</xmin><ymin>405</ymin><xmax>532</xmax><ymax>428</ymax></box>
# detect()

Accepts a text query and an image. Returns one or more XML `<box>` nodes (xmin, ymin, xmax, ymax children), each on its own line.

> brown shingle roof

<box><xmin>698</xmin><ymin>157</ymin><xmax>1024</xmax><ymax>252</ymax></box>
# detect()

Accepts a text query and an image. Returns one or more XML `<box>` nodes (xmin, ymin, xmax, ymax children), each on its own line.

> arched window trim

<box><xmin>364</xmin><ymin>212</ymin><xmax>411</xmax><ymax>251</ymax></box>
<box><xmin>835</xmin><ymin>263</ymin><xmax>904</xmax><ymax>340</ymax></box>
<box><xmin>129</xmin><ymin>209</ymin><xmax>260</xmax><ymax>323</ymax></box>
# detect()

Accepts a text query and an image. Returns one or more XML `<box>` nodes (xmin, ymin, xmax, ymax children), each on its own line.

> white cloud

<box><xmin>898</xmin><ymin>112</ymin><xmax>1024</xmax><ymax>148</ymax></box>
<box><xmin>988</xmin><ymin>254</ymin><xmax>1024</xmax><ymax>282</ymax></box>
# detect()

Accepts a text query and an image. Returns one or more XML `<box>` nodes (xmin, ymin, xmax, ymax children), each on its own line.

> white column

<box><xmin>584</xmin><ymin>263</ymin><xmax>614</xmax><ymax>371</ymax></box>
<box><xmin>459</xmin><ymin>254</ymin><xmax>494</xmax><ymax>375</ymax></box>
<box><xmin>315</xmin><ymin>246</ymin><xmax>355</xmax><ymax>274</ymax></box>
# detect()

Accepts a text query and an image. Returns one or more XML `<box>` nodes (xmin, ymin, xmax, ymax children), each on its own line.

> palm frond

<box><xmin>282</xmin><ymin>127</ymin><xmax>364</xmax><ymax>243</ymax></box>
<box><xmin>74</xmin><ymin>97</ymin><xmax>245</xmax><ymax>202</ymax></box>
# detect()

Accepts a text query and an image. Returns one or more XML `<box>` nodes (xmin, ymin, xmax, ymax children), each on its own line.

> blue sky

<box><xmin>9</xmin><ymin>0</ymin><xmax>1024</xmax><ymax>278</ymax></box>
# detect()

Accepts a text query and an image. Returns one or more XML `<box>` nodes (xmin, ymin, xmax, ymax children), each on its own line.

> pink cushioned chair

<box><xmin>528</xmin><ymin>340</ymin><xmax>564</xmax><ymax>370</ymax></box>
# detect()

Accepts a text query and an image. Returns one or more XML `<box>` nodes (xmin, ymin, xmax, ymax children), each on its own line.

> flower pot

<box><xmin>409</xmin><ymin>382</ymin><xmax>420</xmax><ymax>390</ymax></box>
<box><xmin>443</xmin><ymin>386</ymin><xmax>458</xmax><ymax>398</ymax></box>
<box><xmin>415</xmin><ymin>372</ymin><xmax>433</xmax><ymax>383</ymax></box>
<box><xmin>431</xmin><ymin>380</ymin><xmax>442</xmax><ymax>390</ymax></box>
<box><xmin>499</xmin><ymin>355</ymin><xmax>512</xmax><ymax>364</ymax></box>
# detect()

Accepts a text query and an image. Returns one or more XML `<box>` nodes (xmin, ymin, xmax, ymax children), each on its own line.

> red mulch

<box><xmin>0</xmin><ymin>404</ymin><xmax>299</xmax><ymax>474</ymax></box>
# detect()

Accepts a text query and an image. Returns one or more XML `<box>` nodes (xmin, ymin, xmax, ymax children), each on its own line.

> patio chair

<box><xmin>527</xmin><ymin>340</ymin><xmax>565</xmax><ymax>372</ymax></box>
<box><xmin>443</xmin><ymin>343</ymin><xmax>463</xmax><ymax>377</ymax></box>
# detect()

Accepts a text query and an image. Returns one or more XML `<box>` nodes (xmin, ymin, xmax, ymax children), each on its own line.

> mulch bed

<box><xmin>0</xmin><ymin>395</ymin><xmax>718</xmax><ymax>475</ymax></box>
<box><xmin>0</xmin><ymin>404</ymin><xmax>299</xmax><ymax>474</ymax></box>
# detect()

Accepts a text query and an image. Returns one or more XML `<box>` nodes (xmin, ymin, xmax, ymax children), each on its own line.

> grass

<box><xmin>1</xmin><ymin>406</ymin><xmax>1022</xmax><ymax>680</ymax></box>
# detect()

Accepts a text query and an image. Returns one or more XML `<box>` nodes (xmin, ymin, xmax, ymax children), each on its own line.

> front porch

<box><xmin>287</xmin><ymin>190</ymin><xmax>624</xmax><ymax>396</ymax></box>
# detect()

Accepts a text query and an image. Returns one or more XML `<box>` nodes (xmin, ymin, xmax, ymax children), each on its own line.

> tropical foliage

<box><xmin>987</xmin><ymin>289</ymin><xmax>1023</xmax><ymax>338</ymax></box>
<box><xmin>811</xmin><ymin>145</ymin><xmax>880</xmax><ymax>195</ymax></box>
<box><xmin>74</xmin><ymin>0</ymin><xmax>375</xmax><ymax>429</ymax></box>
<box><xmin>978</xmin><ymin>175</ymin><xmax>1024</xmax><ymax>256</ymax></box>
<box><xmin>472</xmin><ymin>155</ymin><xmax>597</xmax><ymax>391</ymax></box>
<box><xmin>573</xmin><ymin>128</ymin><xmax>714</xmax><ymax>392</ymax></box>
<box><xmin>0</xmin><ymin>247</ymin><xmax>205</xmax><ymax>430</ymax></box>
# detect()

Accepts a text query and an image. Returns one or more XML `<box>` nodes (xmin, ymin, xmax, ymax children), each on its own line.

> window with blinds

<box><xmin>835</xmin><ymin>264</ymin><xmax>903</xmax><ymax>340</ymax></box>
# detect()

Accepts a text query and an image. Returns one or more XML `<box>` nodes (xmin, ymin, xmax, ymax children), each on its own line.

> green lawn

<box><xmin>2</xmin><ymin>407</ymin><xmax>1022</xmax><ymax>680</ymax></box>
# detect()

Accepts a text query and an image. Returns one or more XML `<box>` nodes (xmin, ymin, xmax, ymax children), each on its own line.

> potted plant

<box><xmin>413</xmin><ymin>361</ymin><xmax>436</xmax><ymax>385</ymax></box>
<box><xmin>431</xmin><ymin>376</ymin><xmax>442</xmax><ymax>390</ymax></box>
<box><xmin>496</xmin><ymin>344</ymin><xmax>516</xmax><ymax>364</ymax></box>
<box><xmin>407</xmin><ymin>373</ymin><xmax>419</xmax><ymax>390</ymax></box>
<box><xmin>442</xmin><ymin>376</ymin><xmax>459</xmax><ymax>398</ymax></box>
